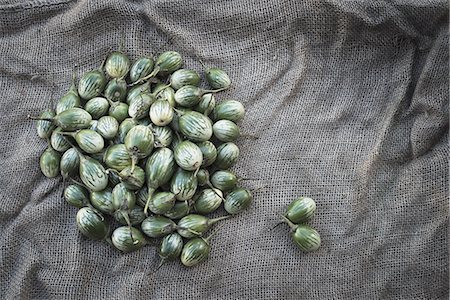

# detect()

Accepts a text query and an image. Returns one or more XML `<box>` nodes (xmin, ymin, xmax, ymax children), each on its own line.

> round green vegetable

<box><xmin>194</xmin><ymin>188</ymin><xmax>223</xmax><ymax>215</ymax></box>
<box><xmin>285</xmin><ymin>197</ymin><xmax>316</xmax><ymax>224</ymax></box>
<box><xmin>60</xmin><ymin>148</ymin><xmax>80</xmax><ymax>179</ymax></box>
<box><xmin>90</xmin><ymin>187</ymin><xmax>114</xmax><ymax>215</ymax></box>
<box><xmin>212</xmin><ymin>120</ymin><xmax>240</xmax><ymax>142</ymax></box>
<box><xmin>96</xmin><ymin>116</ymin><xmax>119</xmax><ymax>140</ymax></box>
<box><xmin>78</xmin><ymin>69</ymin><xmax>106</xmax><ymax>100</ymax></box>
<box><xmin>224</xmin><ymin>188</ymin><xmax>252</xmax><ymax>215</ymax></box>
<box><xmin>170</xmin><ymin>69</ymin><xmax>200</xmax><ymax>90</ymax></box>
<box><xmin>148</xmin><ymin>191</ymin><xmax>176</xmax><ymax>215</ymax></box>
<box><xmin>170</xmin><ymin>168</ymin><xmax>198</xmax><ymax>201</ymax></box>
<box><xmin>213</xmin><ymin>100</ymin><xmax>245</xmax><ymax>122</ymax></box>
<box><xmin>105</xmin><ymin>51</ymin><xmax>130</xmax><ymax>79</ymax></box>
<box><xmin>141</xmin><ymin>215</ymin><xmax>177</xmax><ymax>238</ymax></box>
<box><xmin>103</xmin><ymin>144</ymin><xmax>132</xmax><ymax>171</ymax></box>
<box><xmin>64</xmin><ymin>184</ymin><xmax>89</xmax><ymax>208</ymax></box>
<box><xmin>150</xmin><ymin>100</ymin><xmax>174</xmax><ymax>126</ymax></box>
<box><xmin>163</xmin><ymin>200</ymin><xmax>191</xmax><ymax>220</ymax></box>
<box><xmin>56</xmin><ymin>75</ymin><xmax>81</xmax><ymax>114</ymax></box>
<box><xmin>214</xmin><ymin>142</ymin><xmax>239</xmax><ymax>169</ymax></box>
<box><xmin>40</xmin><ymin>146</ymin><xmax>61</xmax><ymax>178</ymax></box>
<box><xmin>84</xmin><ymin>97</ymin><xmax>109</xmax><ymax>119</ymax></box>
<box><xmin>36</xmin><ymin>110</ymin><xmax>56</xmax><ymax>139</ymax></box>
<box><xmin>210</xmin><ymin>170</ymin><xmax>237</xmax><ymax>192</ymax></box>
<box><xmin>104</xmin><ymin>78</ymin><xmax>127</xmax><ymax>102</ymax></box>
<box><xmin>76</xmin><ymin>207</ymin><xmax>110</xmax><ymax>240</ymax></box>
<box><xmin>174</xmin><ymin>140</ymin><xmax>203</xmax><ymax>171</ymax></box>
<box><xmin>205</xmin><ymin>67</ymin><xmax>230</xmax><ymax>90</ymax></box>
<box><xmin>130</xmin><ymin>56</ymin><xmax>154</xmax><ymax>83</ymax></box>
<box><xmin>111</xmin><ymin>226</ymin><xmax>147</xmax><ymax>253</ymax></box>
<box><xmin>179</xmin><ymin>111</ymin><xmax>213</xmax><ymax>142</ymax></box>
<box><xmin>177</xmin><ymin>214</ymin><xmax>229</xmax><ymax>238</ymax></box>
<box><xmin>79</xmin><ymin>154</ymin><xmax>108</xmax><ymax>192</ymax></box>
<box><xmin>180</xmin><ymin>237</ymin><xmax>211</xmax><ymax>267</ymax></box>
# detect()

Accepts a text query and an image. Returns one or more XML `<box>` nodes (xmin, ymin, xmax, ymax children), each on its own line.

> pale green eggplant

<box><xmin>152</xmin><ymin>125</ymin><xmax>173</xmax><ymax>148</ymax></box>
<box><xmin>163</xmin><ymin>200</ymin><xmax>191</xmax><ymax>220</ymax></box>
<box><xmin>76</xmin><ymin>207</ymin><xmax>110</xmax><ymax>240</ymax></box>
<box><xmin>50</xmin><ymin>127</ymin><xmax>70</xmax><ymax>152</ymax></box>
<box><xmin>115</xmin><ymin>205</ymin><xmax>146</xmax><ymax>225</ymax></box>
<box><xmin>79</xmin><ymin>154</ymin><xmax>108</xmax><ymax>191</ymax></box>
<box><xmin>282</xmin><ymin>216</ymin><xmax>321</xmax><ymax>252</ymax></box>
<box><xmin>128</xmin><ymin>93</ymin><xmax>156</xmax><ymax>120</ymax></box>
<box><xmin>174</xmin><ymin>85</ymin><xmax>222</xmax><ymax>108</ymax></box>
<box><xmin>169</xmin><ymin>107</ymin><xmax>190</xmax><ymax>132</ymax></box>
<box><xmin>29</xmin><ymin>107</ymin><xmax>92</xmax><ymax>131</ymax></box>
<box><xmin>149</xmin><ymin>100</ymin><xmax>173</xmax><ymax>126</ymax></box>
<box><xmin>103</xmin><ymin>144</ymin><xmax>132</xmax><ymax>171</ymax></box>
<box><xmin>132</xmin><ymin>51</ymin><xmax>183</xmax><ymax>85</ymax></box>
<box><xmin>205</xmin><ymin>67</ymin><xmax>230</xmax><ymax>90</ymax></box>
<box><xmin>180</xmin><ymin>237</ymin><xmax>211</xmax><ymax>267</ymax></box>
<box><xmin>210</xmin><ymin>170</ymin><xmax>237</xmax><ymax>192</ymax></box>
<box><xmin>124</xmin><ymin>125</ymin><xmax>154</xmax><ymax>171</ymax></box>
<box><xmin>60</xmin><ymin>148</ymin><xmax>80</xmax><ymax>179</ymax></box>
<box><xmin>170</xmin><ymin>168</ymin><xmax>198</xmax><ymax>201</ymax></box>
<box><xmin>90</xmin><ymin>187</ymin><xmax>114</xmax><ymax>215</ymax></box>
<box><xmin>212</xmin><ymin>120</ymin><xmax>240</xmax><ymax>142</ymax></box>
<box><xmin>179</xmin><ymin>111</ymin><xmax>213</xmax><ymax>142</ymax></box>
<box><xmin>78</xmin><ymin>68</ymin><xmax>107</xmax><ymax>100</ymax></box>
<box><xmin>148</xmin><ymin>191</ymin><xmax>176</xmax><ymax>215</ymax></box>
<box><xmin>116</xmin><ymin>118</ymin><xmax>137</xmax><ymax>143</ymax></box>
<box><xmin>214</xmin><ymin>142</ymin><xmax>239</xmax><ymax>169</ymax></box>
<box><xmin>174</xmin><ymin>140</ymin><xmax>203</xmax><ymax>171</ymax></box>
<box><xmin>56</xmin><ymin>74</ymin><xmax>81</xmax><ymax>114</ymax></box>
<box><xmin>84</xmin><ymin>97</ymin><xmax>109</xmax><ymax>119</ymax></box>
<box><xmin>158</xmin><ymin>233</ymin><xmax>183</xmax><ymax>268</ymax></box>
<box><xmin>194</xmin><ymin>93</ymin><xmax>215</xmax><ymax>116</ymax></box>
<box><xmin>108</xmin><ymin>101</ymin><xmax>129</xmax><ymax>123</ymax></box>
<box><xmin>130</xmin><ymin>56</ymin><xmax>154</xmax><ymax>83</ymax></box>
<box><xmin>126</xmin><ymin>82</ymin><xmax>150</xmax><ymax>105</ymax></box>
<box><xmin>112</xmin><ymin>183</ymin><xmax>136</xmax><ymax>213</ymax></box>
<box><xmin>111</xmin><ymin>226</ymin><xmax>147</xmax><ymax>253</ymax></box>
<box><xmin>224</xmin><ymin>188</ymin><xmax>252</xmax><ymax>215</ymax></box>
<box><xmin>36</xmin><ymin>110</ymin><xmax>56</xmax><ymax>139</ymax></box>
<box><xmin>96</xmin><ymin>116</ymin><xmax>119</xmax><ymax>140</ymax></box>
<box><xmin>64</xmin><ymin>184</ymin><xmax>89</xmax><ymax>208</ymax></box>
<box><xmin>196</xmin><ymin>141</ymin><xmax>217</xmax><ymax>167</ymax></box>
<box><xmin>40</xmin><ymin>146</ymin><xmax>61</xmax><ymax>178</ymax></box>
<box><xmin>170</xmin><ymin>69</ymin><xmax>200</xmax><ymax>90</ymax></box>
<box><xmin>141</xmin><ymin>215</ymin><xmax>177</xmax><ymax>238</ymax></box>
<box><xmin>155</xmin><ymin>86</ymin><xmax>176</xmax><ymax>107</ymax></box>
<box><xmin>193</xmin><ymin>188</ymin><xmax>223</xmax><ymax>215</ymax></box>
<box><xmin>105</xmin><ymin>51</ymin><xmax>130</xmax><ymax>79</ymax></box>
<box><xmin>196</xmin><ymin>169</ymin><xmax>210</xmax><ymax>186</ymax></box>
<box><xmin>115</xmin><ymin>165</ymin><xmax>145</xmax><ymax>191</ymax></box>
<box><xmin>177</xmin><ymin>214</ymin><xmax>229</xmax><ymax>238</ymax></box>
<box><xmin>104</xmin><ymin>78</ymin><xmax>127</xmax><ymax>102</ymax></box>
<box><xmin>285</xmin><ymin>197</ymin><xmax>316</xmax><ymax>224</ymax></box>
<box><xmin>213</xmin><ymin>100</ymin><xmax>245</xmax><ymax>122</ymax></box>
<box><xmin>59</xmin><ymin>129</ymin><xmax>104</xmax><ymax>154</ymax></box>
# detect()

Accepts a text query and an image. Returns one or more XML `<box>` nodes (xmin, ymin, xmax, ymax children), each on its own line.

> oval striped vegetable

<box><xmin>155</xmin><ymin>51</ymin><xmax>183</xmax><ymax>74</ymax></box>
<box><xmin>40</xmin><ymin>146</ymin><xmax>61</xmax><ymax>178</ymax></box>
<box><xmin>159</xmin><ymin>233</ymin><xmax>183</xmax><ymax>265</ymax></box>
<box><xmin>155</xmin><ymin>86</ymin><xmax>176</xmax><ymax>107</ymax></box>
<box><xmin>111</xmin><ymin>226</ymin><xmax>147</xmax><ymax>253</ymax></box>
<box><xmin>179</xmin><ymin>111</ymin><xmax>213</xmax><ymax>142</ymax></box>
<box><xmin>76</xmin><ymin>207</ymin><xmax>110</xmax><ymax>240</ymax></box>
<box><xmin>54</xmin><ymin>108</ymin><xmax>93</xmax><ymax>131</ymax></box>
<box><xmin>214</xmin><ymin>142</ymin><xmax>239</xmax><ymax>170</ymax></box>
<box><xmin>124</xmin><ymin>125</ymin><xmax>154</xmax><ymax>159</ymax></box>
<box><xmin>148</xmin><ymin>191</ymin><xmax>176</xmax><ymax>215</ymax></box>
<box><xmin>210</xmin><ymin>170</ymin><xmax>237</xmax><ymax>192</ymax></box>
<box><xmin>291</xmin><ymin>225</ymin><xmax>321</xmax><ymax>252</ymax></box>
<box><xmin>50</xmin><ymin>127</ymin><xmax>70</xmax><ymax>152</ymax></box>
<box><xmin>60</xmin><ymin>148</ymin><xmax>80</xmax><ymax>179</ymax></box>
<box><xmin>194</xmin><ymin>94</ymin><xmax>215</xmax><ymax>116</ymax></box>
<box><xmin>36</xmin><ymin>110</ymin><xmax>56</xmax><ymax>139</ymax></box>
<box><xmin>212</xmin><ymin>120</ymin><xmax>240</xmax><ymax>142</ymax></box>
<box><xmin>194</xmin><ymin>188</ymin><xmax>223</xmax><ymax>215</ymax></box>
<box><xmin>90</xmin><ymin>187</ymin><xmax>114</xmax><ymax>215</ymax></box>
<box><xmin>126</xmin><ymin>82</ymin><xmax>150</xmax><ymax>105</ymax></box>
<box><xmin>150</xmin><ymin>100</ymin><xmax>174</xmax><ymax>126</ymax></box>
<box><xmin>285</xmin><ymin>197</ymin><xmax>316</xmax><ymax>224</ymax></box>
<box><xmin>84</xmin><ymin>97</ymin><xmax>109</xmax><ymax>119</ymax></box>
<box><xmin>104</xmin><ymin>78</ymin><xmax>127</xmax><ymax>102</ymax></box>
<box><xmin>180</xmin><ymin>237</ymin><xmax>210</xmax><ymax>267</ymax></box>
<box><xmin>114</xmin><ymin>206</ymin><xmax>146</xmax><ymax>226</ymax></box>
<box><xmin>174</xmin><ymin>85</ymin><xmax>203</xmax><ymax>107</ymax></box>
<box><xmin>103</xmin><ymin>144</ymin><xmax>132</xmax><ymax>171</ymax></box>
<box><xmin>128</xmin><ymin>93</ymin><xmax>155</xmax><ymax>120</ymax></box>
<box><xmin>108</xmin><ymin>102</ymin><xmax>129</xmax><ymax>123</ymax></box>
<box><xmin>96</xmin><ymin>116</ymin><xmax>119</xmax><ymax>140</ymax></box>
<box><xmin>213</xmin><ymin>100</ymin><xmax>245</xmax><ymax>122</ymax></box>
<box><xmin>64</xmin><ymin>184</ymin><xmax>89</xmax><ymax>208</ymax></box>
<box><xmin>112</xmin><ymin>183</ymin><xmax>136</xmax><ymax>212</ymax></box>
<box><xmin>170</xmin><ymin>69</ymin><xmax>200</xmax><ymax>90</ymax></box>
<box><xmin>56</xmin><ymin>76</ymin><xmax>81</xmax><ymax>114</ymax></box>
<box><xmin>224</xmin><ymin>188</ymin><xmax>252</xmax><ymax>215</ymax></box>
<box><xmin>196</xmin><ymin>141</ymin><xmax>217</xmax><ymax>167</ymax></box>
<box><xmin>117</xmin><ymin>165</ymin><xmax>145</xmax><ymax>191</ymax></box>
<box><xmin>174</xmin><ymin>140</ymin><xmax>203</xmax><ymax>171</ymax></box>
<box><xmin>152</xmin><ymin>125</ymin><xmax>173</xmax><ymax>148</ymax></box>
<box><xmin>116</xmin><ymin>118</ymin><xmax>137</xmax><ymax>144</ymax></box>
<box><xmin>205</xmin><ymin>67</ymin><xmax>230</xmax><ymax>90</ymax></box>
<box><xmin>78</xmin><ymin>69</ymin><xmax>106</xmax><ymax>100</ymax></box>
<box><xmin>196</xmin><ymin>168</ymin><xmax>210</xmax><ymax>186</ymax></box>
<box><xmin>79</xmin><ymin>155</ymin><xmax>108</xmax><ymax>192</ymax></box>
<box><xmin>105</xmin><ymin>51</ymin><xmax>130</xmax><ymax>79</ymax></box>
<box><xmin>170</xmin><ymin>168</ymin><xmax>198</xmax><ymax>201</ymax></box>
<box><xmin>163</xmin><ymin>201</ymin><xmax>191</xmax><ymax>220</ymax></box>
<box><xmin>130</xmin><ymin>56</ymin><xmax>154</xmax><ymax>83</ymax></box>
<box><xmin>141</xmin><ymin>215</ymin><xmax>177</xmax><ymax>238</ymax></box>
<box><xmin>177</xmin><ymin>214</ymin><xmax>229</xmax><ymax>238</ymax></box>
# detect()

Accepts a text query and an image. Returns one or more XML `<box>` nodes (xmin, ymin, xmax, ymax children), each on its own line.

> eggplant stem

<box><xmin>27</xmin><ymin>115</ymin><xmax>53</xmax><ymax>121</ymax></box>
<box><xmin>268</xmin><ymin>221</ymin><xmax>283</xmax><ymax>232</ymax></box>
<box><xmin>281</xmin><ymin>215</ymin><xmax>298</xmax><ymax>231</ymax></box>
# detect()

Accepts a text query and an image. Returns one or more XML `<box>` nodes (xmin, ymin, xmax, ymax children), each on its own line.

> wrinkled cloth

<box><xmin>0</xmin><ymin>0</ymin><xmax>448</xmax><ymax>299</ymax></box>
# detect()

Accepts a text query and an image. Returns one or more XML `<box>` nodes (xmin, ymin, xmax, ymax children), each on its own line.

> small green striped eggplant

<box><xmin>282</xmin><ymin>216</ymin><xmax>321</xmax><ymax>252</ymax></box>
<box><xmin>214</xmin><ymin>142</ymin><xmax>239</xmax><ymax>170</ymax></box>
<box><xmin>84</xmin><ymin>97</ymin><xmax>109</xmax><ymax>119</ymax></box>
<box><xmin>177</xmin><ymin>214</ymin><xmax>229</xmax><ymax>238</ymax></box>
<box><xmin>124</xmin><ymin>125</ymin><xmax>154</xmax><ymax>171</ymax></box>
<box><xmin>158</xmin><ymin>233</ymin><xmax>183</xmax><ymax>267</ymax></box>
<box><xmin>170</xmin><ymin>69</ymin><xmax>200</xmax><ymax>90</ymax></box>
<box><xmin>116</xmin><ymin>118</ymin><xmax>137</xmax><ymax>143</ymax></box>
<box><xmin>130</xmin><ymin>56</ymin><xmax>154</xmax><ymax>83</ymax></box>
<box><xmin>90</xmin><ymin>187</ymin><xmax>114</xmax><ymax>215</ymax></box>
<box><xmin>213</xmin><ymin>100</ymin><xmax>245</xmax><ymax>122</ymax></box>
<box><xmin>196</xmin><ymin>169</ymin><xmax>210</xmax><ymax>186</ymax></box>
<box><xmin>76</xmin><ymin>207</ymin><xmax>110</xmax><ymax>240</ymax></box>
<box><xmin>179</xmin><ymin>111</ymin><xmax>213</xmax><ymax>142</ymax></box>
<box><xmin>152</xmin><ymin>125</ymin><xmax>173</xmax><ymax>148</ymax></box>
<box><xmin>132</xmin><ymin>51</ymin><xmax>183</xmax><ymax>85</ymax></box>
<box><xmin>174</xmin><ymin>140</ymin><xmax>203</xmax><ymax>171</ymax></box>
<box><xmin>64</xmin><ymin>184</ymin><xmax>89</xmax><ymax>208</ymax></box>
<box><xmin>144</xmin><ymin>148</ymin><xmax>176</xmax><ymax>210</ymax></box>
<box><xmin>116</xmin><ymin>165</ymin><xmax>145</xmax><ymax>191</ymax></box>
<box><xmin>108</xmin><ymin>101</ymin><xmax>129</xmax><ymax>123</ymax></box>
<box><xmin>155</xmin><ymin>86</ymin><xmax>176</xmax><ymax>107</ymax></box>
<box><xmin>103</xmin><ymin>144</ymin><xmax>132</xmax><ymax>171</ymax></box>
<box><xmin>141</xmin><ymin>215</ymin><xmax>177</xmax><ymax>238</ymax></box>
<box><xmin>212</xmin><ymin>120</ymin><xmax>240</xmax><ymax>142</ymax></box>
<box><xmin>36</xmin><ymin>110</ymin><xmax>56</xmax><ymax>139</ymax></box>
<box><xmin>180</xmin><ymin>236</ymin><xmax>211</xmax><ymax>267</ymax></box>
<box><xmin>170</xmin><ymin>168</ymin><xmax>198</xmax><ymax>201</ymax></box>
<box><xmin>224</xmin><ymin>188</ymin><xmax>252</xmax><ymax>215</ymax></box>
<box><xmin>96</xmin><ymin>116</ymin><xmax>119</xmax><ymax>140</ymax></box>
<box><xmin>210</xmin><ymin>170</ymin><xmax>237</xmax><ymax>192</ymax></box>
<box><xmin>128</xmin><ymin>93</ymin><xmax>156</xmax><ymax>120</ymax></box>
<box><xmin>148</xmin><ymin>191</ymin><xmax>176</xmax><ymax>215</ymax></box>
<box><xmin>111</xmin><ymin>226</ymin><xmax>147</xmax><ymax>253</ymax></box>
<box><xmin>205</xmin><ymin>67</ymin><xmax>230</xmax><ymax>90</ymax></box>
<box><xmin>40</xmin><ymin>146</ymin><xmax>61</xmax><ymax>178</ymax></box>
<box><xmin>79</xmin><ymin>154</ymin><xmax>108</xmax><ymax>191</ymax></box>
<box><xmin>285</xmin><ymin>197</ymin><xmax>316</xmax><ymax>224</ymax></box>
<box><xmin>136</xmin><ymin>187</ymin><xmax>149</xmax><ymax>207</ymax></box>
<box><xmin>174</xmin><ymin>86</ymin><xmax>222</xmax><ymax>108</ymax></box>
<box><xmin>105</xmin><ymin>51</ymin><xmax>130</xmax><ymax>79</ymax></box>
<box><xmin>194</xmin><ymin>188</ymin><xmax>223</xmax><ymax>215</ymax></box>
<box><xmin>115</xmin><ymin>205</ymin><xmax>146</xmax><ymax>225</ymax></box>
<box><xmin>196</xmin><ymin>141</ymin><xmax>217</xmax><ymax>167</ymax></box>
<box><xmin>59</xmin><ymin>129</ymin><xmax>104</xmax><ymax>154</ymax></box>
<box><xmin>126</xmin><ymin>82</ymin><xmax>151</xmax><ymax>105</ymax></box>
<box><xmin>112</xmin><ymin>182</ymin><xmax>136</xmax><ymax>212</ymax></box>
<box><xmin>194</xmin><ymin>94</ymin><xmax>215</xmax><ymax>116</ymax></box>
<box><xmin>56</xmin><ymin>74</ymin><xmax>81</xmax><ymax>114</ymax></box>
<box><xmin>163</xmin><ymin>200</ymin><xmax>191</xmax><ymax>220</ymax></box>
<box><xmin>149</xmin><ymin>100</ymin><xmax>174</xmax><ymax>126</ymax></box>
<box><xmin>78</xmin><ymin>68</ymin><xmax>107</xmax><ymax>100</ymax></box>
<box><xmin>30</xmin><ymin>108</ymin><xmax>92</xmax><ymax>131</ymax></box>
<box><xmin>60</xmin><ymin>148</ymin><xmax>80</xmax><ymax>179</ymax></box>
<box><xmin>50</xmin><ymin>128</ymin><xmax>70</xmax><ymax>152</ymax></box>
<box><xmin>104</xmin><ymin>78</ymin><xmax>127</xmax><ymax>102</ymax></box>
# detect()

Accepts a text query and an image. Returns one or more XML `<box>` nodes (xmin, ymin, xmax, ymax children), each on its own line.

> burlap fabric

<box><xmin>0</xmin><ymin>0</ymin><xmax>448</xmax><ymax>299</ymax></box>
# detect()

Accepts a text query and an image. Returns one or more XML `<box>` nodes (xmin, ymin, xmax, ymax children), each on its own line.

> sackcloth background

<box><xmin>0</xmin><ymin>0</ymin><xmax>448</xmax><ymax>299</ymax></box>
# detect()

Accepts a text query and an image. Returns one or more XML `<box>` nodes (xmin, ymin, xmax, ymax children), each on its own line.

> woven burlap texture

<box><xmin>0</xmin><ymin>0</ymin><xmax>448</xmax><ymax>299</ymax></box>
